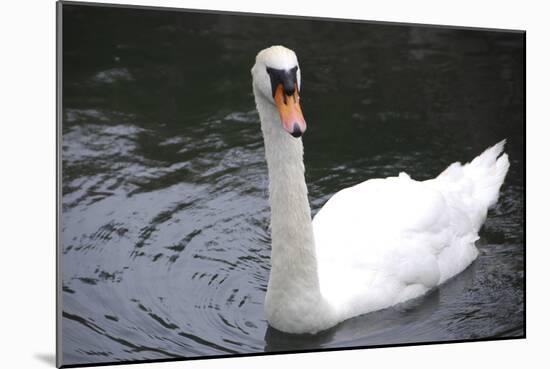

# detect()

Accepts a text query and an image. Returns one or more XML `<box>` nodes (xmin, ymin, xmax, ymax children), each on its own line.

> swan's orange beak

<box><xmin>274</xmin><ymin>84</ymin><xmax>306</xmax><ymax>138</ymax></box>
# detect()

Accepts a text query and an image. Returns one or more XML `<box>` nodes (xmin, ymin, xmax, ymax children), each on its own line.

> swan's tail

<box><xmin>465</xmin><ymin>140</ymin><xmax>510</xmax><ymax>210</ymax></box>
<box><xmin>436</xmin><ymin>140</ymin><xmax>510</xmax><ymax>219</ymax></box>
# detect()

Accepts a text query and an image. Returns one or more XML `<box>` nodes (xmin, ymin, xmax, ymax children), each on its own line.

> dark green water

<box><xmin>60</xmin><ymin>4</ymin><xmax>525</xmax><ymax>366</ymax></box>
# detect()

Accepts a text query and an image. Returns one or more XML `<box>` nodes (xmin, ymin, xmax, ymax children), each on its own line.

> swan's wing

<box><xmin>312</xmin><ymin>173</ymin><xmax>478</xmax><ymax>315</ymax></box>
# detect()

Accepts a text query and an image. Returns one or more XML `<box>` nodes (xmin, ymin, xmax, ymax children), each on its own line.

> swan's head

<box><xmin>251</xmin><ymin>45</ymin><xmax>306</xmax><ymax>138</ymax></box>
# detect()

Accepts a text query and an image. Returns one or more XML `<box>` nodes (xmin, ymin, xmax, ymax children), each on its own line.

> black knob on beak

<box><xmin>266</xmin><ymin>66</ymin><xmax>299</xmax><ymax>98</ymax></box>
<box><xmin>282</xmin><ymin>75</ymin><xmax>296</xmax><ymax>96</ymax></box>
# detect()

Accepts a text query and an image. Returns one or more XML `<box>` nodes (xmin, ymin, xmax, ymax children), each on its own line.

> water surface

<box><xmin>61</xmin><ymin>4</ymin><xmax>525</xmax><ymax>366</ymax></box>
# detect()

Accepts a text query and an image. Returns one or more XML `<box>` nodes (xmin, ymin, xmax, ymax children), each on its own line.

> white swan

<box><xmin>251</xmin><ymin>45</ymin><xmax>510</xmax><ymax>334</ymax></box>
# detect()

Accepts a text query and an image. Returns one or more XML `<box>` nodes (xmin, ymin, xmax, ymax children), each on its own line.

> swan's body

<box><xmin>251</xmin><ymin>46</ymin><xmax>510</xmax><ymax>334</ymax></box>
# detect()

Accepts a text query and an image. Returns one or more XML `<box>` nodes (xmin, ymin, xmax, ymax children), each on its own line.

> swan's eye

<box><xmin>266</xmin><ymin>66</ymin><xmax>298</xmax><ymax>98</ymax></box>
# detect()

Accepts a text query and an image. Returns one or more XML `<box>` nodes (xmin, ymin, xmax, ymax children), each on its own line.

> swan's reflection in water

<box><xmin>61</xmin><ymin>5</ymin><xmax>524</xmax><ymax>366</ymax></box>
<box><xmin>264</xmin><ymin>265</ymin><xmax>483</xmax><ymax>352</ymax></box>
<box><xmin>265</xmin><ymin>286</ymin><xmax>445</xmax><ymax>352</ymax></box>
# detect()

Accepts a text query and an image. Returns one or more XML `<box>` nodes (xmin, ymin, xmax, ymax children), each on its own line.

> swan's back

<box><xmin>312</xmin><ymin>141</ymin><xmax>509</xmax><ymax>320</ymax></box>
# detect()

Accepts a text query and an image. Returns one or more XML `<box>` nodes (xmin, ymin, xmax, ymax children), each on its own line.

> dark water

<box><xmin>60</xmin><ymin>4</ymin><xmax>525</xmax><ymax>366</ymax></box>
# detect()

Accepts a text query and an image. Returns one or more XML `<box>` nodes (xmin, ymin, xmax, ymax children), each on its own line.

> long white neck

<box><xmin>254</xmin><ymin>88</ymin><xmax>330</xmax><ymax>333</ymax></box>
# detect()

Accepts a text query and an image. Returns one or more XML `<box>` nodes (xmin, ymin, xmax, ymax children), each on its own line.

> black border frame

<box><xmin>55</xmin><ymin>1</ymin><xmax>527</xmax><ymax>368</ymax></box>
